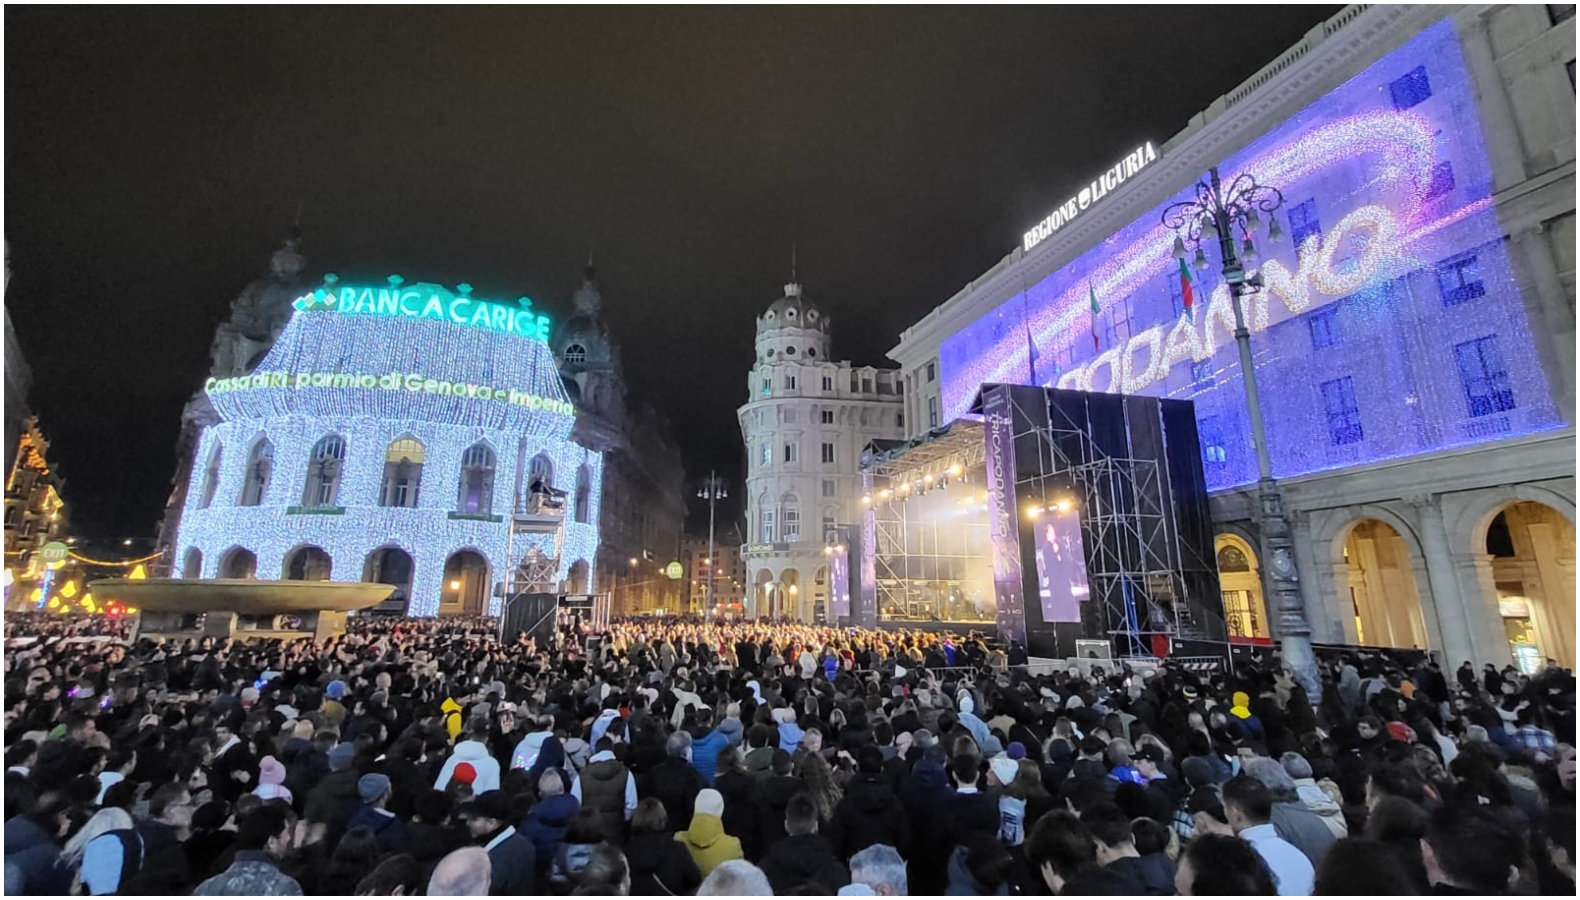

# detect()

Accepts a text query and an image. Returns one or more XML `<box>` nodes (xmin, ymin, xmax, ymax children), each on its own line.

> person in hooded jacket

<box><xmin>345</xmin><ymin>772</ymin><xmax>408</xmax><ymax>852</ymax></box>
<box><xmin>899</xmin><ymin>745</ymin><xmax>954</xmax><ymax>895</ymax></box>
<box><xmin>511</xmin><ymin>715</ymin><xmax>557</xmax><ymax>772</ymax></box>
<box><xmin>625</xmin><ymin>799</ymin><xmax>703</xmax><ymax>897</ymax></box>
<box><xmin>395</xmin><ymin>790</ymin><xmax>465</xmax><ymax>885</ymax></box>
<box><xmin>828</xmin><ymin>745</ymin><xmax>911</xmax><ymax>860</ymax></box>
<box><xmin>757</xmin><ymin>792</ymin><xmax>850</xmax><ymax>894</ymax></box>
<box><xmin>945</xmin><ymin>835</ymin><xmax>1016</xmax><ymax>896</ymax></box>
<box><xmin>756</xmin><ymin>749</ymin><xmax>802</xmax><ymax>856</ymax></box>
<box><xmin>1082</xmin><ymin>803</ymin><xmax>1174</xmax><ymax>895</ymax></box>
<box><xmin>524</xmin><ymin>767</ymin><xmax>581</xmax><ymax>881</ymax></box>
<box><xmin>434</xmin><ymin>722</ymin><xmax>501</xmax><ymax>793</ymax></box>
<box><xmin>674</xmin><ymin>788</ymin><xmax>742</xmax><ymax>877</ymax></box>
<box><xmin>713</xmin><ymin>747</ymin><xmax>763</xmax><ymax>860</ymax></box>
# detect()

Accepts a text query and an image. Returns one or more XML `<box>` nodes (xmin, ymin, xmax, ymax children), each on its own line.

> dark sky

<box><xmin>5</xmin><ymin>5</ymin><xmax>1340</xmax><ymax>539</ymax></box>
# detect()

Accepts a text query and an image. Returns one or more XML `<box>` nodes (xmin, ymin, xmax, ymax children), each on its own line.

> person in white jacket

<box><xmin>510</xmin><ymin>716</ymin><xmax>557</xmax><ymax>770</ymax></box>
<box><xmin>435</xmin><ymin>724</ymin><xmax>501</xmax><ymax>793</ymax></box>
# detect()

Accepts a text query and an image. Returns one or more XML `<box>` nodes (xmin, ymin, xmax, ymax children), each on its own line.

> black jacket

<box><xmin>485</xmin><ymin>828</ymin><xmax>538</xmax><ymax>896</ymax></box>
<box><xmin>1107</xmin><ymin>854</ymin><xmax>1174</xmax><ymax>895</ymax></box>
<box><xmin>346</xmin><ymin>804</ymin><xmax>408</xmax><ymax>852</ymax></box>
<box><xmin>645</xmin><ymin>757</ymin><xmax>705</xmax><ymax>828</ymax></box>
<box><xmin>756</xmin><ymin>775</ymin><xmax>802</xmax><ymax>853</ymax></box>
<box><xmin>714</xmin><ymin>770</ymin><xmax>762</xmax><ymax>859</ymax></box>
<box><xmin>828</xmin><ymin>772</ymin><xmax>912</xmax><ymax>859</ymax></box>
<box><xmin>758</xmin><ymin>833</ymin><xmax>850</xmax><ymax>895</ymax></box>
<box><xmin>625</xmin><ymin>831</ymin><xmax>703</xmax><ymax>896</ymax></box>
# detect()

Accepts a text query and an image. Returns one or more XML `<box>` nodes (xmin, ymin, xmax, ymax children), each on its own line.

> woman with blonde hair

<box><xmin>64</xmin><ymin>805</ymin><xmax>135</xmax><ymax>895</ymax></box>
<box><xmin>794</xmin><ymin>749</ymin><xmax>843</xmax><ymax>829</ymax></box>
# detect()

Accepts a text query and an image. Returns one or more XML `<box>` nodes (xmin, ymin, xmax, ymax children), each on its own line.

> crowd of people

<box><xmin>2</xmin><ymin>611</ymin><xmax>1574</xmax><ymax>896</ymax></box>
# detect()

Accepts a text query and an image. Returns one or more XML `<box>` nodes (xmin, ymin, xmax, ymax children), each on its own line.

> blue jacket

<box><xmin>346</xmin><ymin>804</ymin><xmax>407</xmax><ymax>852</ymax></box>
<box><xmin>690</xmin><ymin>730</ymin><xmax>729</xmax><ymax>785</ymax></box>
<box><xmin>777</xmin><ymin>721</ymin><xmax>805</xmax><ymax>755</ymax></box>
<box><xmin>4</xmin><ymin>815</ymin><xmax>69</xmax><ymax>897</ymax></box>
<box><xmin>522</xmin><ymin>794</ymin><xmax>580</xmax><ymax>872</ymax></box>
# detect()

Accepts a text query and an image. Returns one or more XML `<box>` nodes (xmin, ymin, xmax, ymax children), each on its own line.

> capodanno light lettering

<box><xmin>204</xmin><ymin>369</ymin><xmax>575</xmax><ymax>416</ymax></box>
<box><xmin>292</xmin><ymin>280</ymin><xmax>553</xmax><ymax>341</ymax></box>
<box><xmin>1023</xmin><ymin>143</ymin><xmax>1159</xmax><ymax>253</ymax></box>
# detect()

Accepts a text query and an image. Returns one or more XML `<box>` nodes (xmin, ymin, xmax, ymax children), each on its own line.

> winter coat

<box><xmin>1293</xmin><ymin>778</ymin><xmax>1349</xmax><ymax>839</ymax></box>
<box><xmin>714</xmin><ymin>771</ymin><xmax>762</xmax><ymax>860</ymax></box>
<box><xmin>646</xmin><ymin>757</ymin><xmax>706</xmax><ymax>828</ymax></box>
<box><xmin>626</xmin><ymin>830</ymin><xmax>704</xmax><ymax>896</ymax></box>
<box><xmin>828</xmin><ymin>772</ymin><xmax>911</xmax><ymax>859</ymax></box>
<box><xmin>345</xmin><ymin>804</ymin><xmax>407</xmax><ymax>852</ymax></box>
<box><xmin>483</xmin><ymin>827</ymin><xmax>538</xmax><ymax>896</ymax></box>
<box><xmin>578</xmin><ymin>757</ymin><xmax>632</xmax><ymax>843</ymax></box>
<box><xmin>3</xmin><ymin>814</ymin><xmax>69</xmax><ymax>897</ymax></box>
<box><xmin>192</xmin><ymin>850</ymin><xmax>302</xmax><ymax>896</ymax></box>
<box><xmin>1271</xmin><ymin>800</ymin><xmax>1338</xmax><ymax>867</ymax></box>
<box><xmin>674</xmin><ymin>813</ymin><xmax>742</xmax><ymax>876</ymax></box>
<box><xmin>510</xmin><ymin>730</ymin><xmax>554</xmax><ymax>771</ymax></box>
<box><xmin>756</xmin><ymin>774</ymin><xmax>802</xmax><ymax>851</ymax></box>
<box><xmin>1107</xmin><ymin>854</ymin><xmax>1175</xmax><ymax>895</ymax></box>
<box><xmin>758</xmin><ymin>833</ymin><xmax>850</xmax><ymax>895</ymax></box>
<box><xmin>441</xmin><ymin>698</ymin><xmax>464</xmax><ymax>742</ymax></box>
<box><xmin>523</xmin><ymin>794</ymin><xmax>581</xmax><ymax>873</ymax></box>
<box><xmin>944</xmin><ymin>845</ymin><xmax>1008</xmax><ymax>896</ymax></box>
<box><xmin>434</xmin><ymin>740</ymin><xmax>501</xmax><ymax>793</ymax></box>
<box><xmin>690</xmin><ymin>730</ymin><xmax>728</xmax><ymax>785</ymax></box>
<box><xmin>717</xmin><ymin>717</ymin><xmax>745</xmax><ymax>749</ymax></box>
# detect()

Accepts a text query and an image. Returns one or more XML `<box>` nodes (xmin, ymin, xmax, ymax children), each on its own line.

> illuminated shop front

<box><xmin>892</xmin><ymin>7</ymin><xmax>1575</xmax><ymax>667</ymax></box>
<box><xmin>172</xmin><ymin>278</ymin><xmax>602</xmax><ymax>617</ymax></box>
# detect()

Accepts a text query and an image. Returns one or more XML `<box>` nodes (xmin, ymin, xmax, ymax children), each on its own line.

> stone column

<box><xmin>1412</xmin><ymin>495</ymin><xmax>1479</xmax><ymax>668</ymax></box>
<box><xmin>1408</xmin><ymin>555</ymin><xmax>1448</xmax><ymax>655</ymax></box>
<box><xmin>1451</xmin><ymin>552</ymin><xmax>1513</xmax><ymax>667</ymax></box>
<box><xmin>1527</xmin><ymin>522</ymin><xmax>1576</xmax><ymax>665</ymax></box>
<box><xmin>1355</xmin><ymin>537</ymin><xmax>1388</xmax><ymax>646</ymax></box>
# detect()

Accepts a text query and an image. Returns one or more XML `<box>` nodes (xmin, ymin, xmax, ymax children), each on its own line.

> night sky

<box><xmin>5</xmin><ymin>5</ymin><xmax>1340</xmax><ymax>539</ymax></box>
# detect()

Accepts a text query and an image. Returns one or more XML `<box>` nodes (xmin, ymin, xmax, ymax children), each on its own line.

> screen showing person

<box><xmin>1034</xmin><ymin>505</ymin><xmax>1090</xmax><ymax>623</ymax></box>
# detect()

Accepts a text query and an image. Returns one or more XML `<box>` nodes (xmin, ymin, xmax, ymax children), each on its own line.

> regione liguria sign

<box><xmin>1023</xmin><ymin>142</ymin><xmax>1158</xmax><ymax>253</ymax></box>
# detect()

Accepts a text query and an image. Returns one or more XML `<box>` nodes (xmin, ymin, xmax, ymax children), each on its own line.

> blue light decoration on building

<box><xmin>939</xmin><ymin>21</ymin><xmax>1563</xmax><ymax>492</ymax></box>
<box><xmin>175</xmin><ymin>279</ymin><xmax>602</xmax><ymax>617</ymax></box>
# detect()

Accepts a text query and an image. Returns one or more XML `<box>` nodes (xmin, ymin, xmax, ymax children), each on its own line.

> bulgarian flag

<box><xmin>1178</xmin><ymin>257</ymin><xmax>1196</xmax><ymax>319</ymax></box>
<box><xmin>1088</xmin><ymin>282</ymin><xmax>1100</xmax><ymax>351</ymax></box>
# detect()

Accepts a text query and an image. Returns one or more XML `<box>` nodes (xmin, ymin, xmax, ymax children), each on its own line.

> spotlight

<box><xmin>1025</xmin><ymin>505</ymin><xmax>1045</xmax><ymax>520</ymax></box>
<box><xmin>1055</xmin><ymin>499</ymin><xmax>1073</xmax><ymax>513</ymax></box>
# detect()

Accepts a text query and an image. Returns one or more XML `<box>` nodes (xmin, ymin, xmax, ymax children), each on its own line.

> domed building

<box><xmin>737</xmin><ymin>280</ymin><xmax>905</xmax><ymax>621</ymax></box>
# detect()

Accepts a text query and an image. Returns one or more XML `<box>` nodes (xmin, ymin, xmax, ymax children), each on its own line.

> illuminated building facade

<box><xmin>890</xmin><ymin>5</ymin><xmax>1574</xmax><ymax>668</ymax></box>
<box><xmin>4</xmin><ymin>418</ymin><xmax>69</xmax><ymax>607</ymax></box>
<box><xmin>739</xmin><ymin>281</ymin><xmax>906</xmax><ymax>621</ymax></box>
<box><xmin>165</xmin><ymin>258</ymin><xmax>602</xmax><ymax>617</ymax></box>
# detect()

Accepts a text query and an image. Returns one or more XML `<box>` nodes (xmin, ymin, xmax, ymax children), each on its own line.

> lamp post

<box><xmin>697</xmin><ymin>471</ymin><xmax>728</xmax><ymax>617</ymax></box>
<box><xmin>1162</xmin><ymin>166</ymin><xmax>1321</xmax><ymax>702</ymax></box>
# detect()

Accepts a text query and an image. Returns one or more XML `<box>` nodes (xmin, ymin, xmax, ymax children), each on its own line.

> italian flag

<box><xmin>1178</xmin><ymin>257</ymin><xmax>1196</xmax><ymax>319</ymax></box>
<box><xmin>1089</xmin><ymin>282</ymin><xmax>1100</xmax><ymax>351</ymax></box>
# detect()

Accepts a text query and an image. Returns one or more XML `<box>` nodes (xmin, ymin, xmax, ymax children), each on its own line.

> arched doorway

<box><xmin>1215</xmin><ymin>535</ymin><xmax>1269</xmax><ymax>640</ymax></box>
<box><xmin>753</xmin><ymin>568</ymin><xmax>774</xmax><ymax>620</ymax></box>
<box><xmin>441</xmin><ymin>550</ymin><xmax>490</xmax><ymax>616</ymax></box>
<box><xmin>780</xmin><ymin>568</ymin><xmax>802</xmax><ymax>621</ymax></box>
<box><xmin>363</xmin><ymin>547</ymin><xmax>414</xmax><ymax>614</ymax></box>
<box><xmin>283</xmin><ymin>546</ymin><xmax>332</xmax><ymax>581</ymax></box>
<box><xmin>182</xmin><ymin>547</ymin><xmax>203</xmax><ymax>580</ymax></box>
<box><xmin>1482</xmin><ymin>501</ymin><xmax>1576</xmax><ymax>670</ymax></box>
<box><xmin>814</xmin><ymin>565</ymin><xmax>830</xmax><ymax>623</ymax></box>
<box><xmin>564</xmin><ymin>559</ymin><xmax>591</xmax><ymax>594</ymax></box>
<box><xmin>1337</xmin><ymin>519</ymin><xmax>1427</xmax><ymax>649</ymax></box>
<box><xmin>219</xmin><ymin>547</ymin><xmax>257</xmax><ymax>579</ymax></box>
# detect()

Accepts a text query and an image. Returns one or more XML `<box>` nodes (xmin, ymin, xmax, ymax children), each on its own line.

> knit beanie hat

<box><xmin>328</xmin><ymin>742</ymin><xmax>356</xmax><ymax>772</ymax></box>
<box><xmin>694</xmin><ymin>788</ymin><xmax>725</xmax><ymax>817</ymax></box>
<box><xmin>989</xmin><ymin>755</ymin><xmax>1020</xmax><ymax>787</ymax></box>
<box><xmin>259</xmin><ymin>755</ymin><xmax>286</xmax><ymax>786</ymax></box>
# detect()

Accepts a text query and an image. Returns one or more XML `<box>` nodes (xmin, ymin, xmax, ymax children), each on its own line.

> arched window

<box><xmin>563</xmin><ymin>344</ymin><xmax>587</xmax><ymax>365</ymax></box>
<box><xmin>182</xmin><ymin>547</ymin><xmax>203</xmax><ymax>580</ymax></box>
<box><xmin>759</xmin><ymin>494</ymin><xmax>776</xmax><ymax>543</ymax></box>
<box><xmin>1217</xmin><ymin>544</ymin><xmax>1251</xmax><ymax>573</ymax></box>
<box><xmin>302</xmin><ymin>435</ymin><xmax>346</xmax><ymax>507</ymax></box>
<box><xmin>381</xmin><ymin>438</ymin><xmax>425</xmax><ymax>508</ymax></box>
<box><xmin>458</xmin><ymin>442</ymin><xmax>497</xmax><ymax>515</ymax></box>
<box><xmin>573</xmin><ymin>464</ymin><xmax>592</xmax><ymax>523</ymax></box>
<box><xmin>781</xmin><ymin>492</ymin><xmax>801</xmax><ymax>542</ymax></box>
<box><xmin>529</xmin><ymin>453</ymin><xmax>555</xmax><ymax>490</ymax></box>
<box><xmin>198</xmin><ymin>444</ymin><xmax>223</xmax><ymax>509</ymax></box>
<box><xmin>284</xmin><ymin>546</ymin><xmax>332</xmax><ymax>581</ymax></box>
<box><xmin>239</xmin><ymin>438</ymin><xmax>274</xmax><ymax>507</ymax></box>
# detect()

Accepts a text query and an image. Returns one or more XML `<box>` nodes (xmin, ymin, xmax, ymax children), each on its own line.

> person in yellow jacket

<box><xmin>442</xmin><ymin>697</ymin><xmax>464</xmax><ymax>742</ymax></box>
<box><xmin>674</xmin><ymin>788</ymin><xmax>743</xmax><ymax>877</ymax></box>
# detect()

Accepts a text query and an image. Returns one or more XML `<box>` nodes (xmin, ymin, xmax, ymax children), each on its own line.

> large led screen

<box><xmin>1034</xmin><ymin>504</ymin><xmax>1092</xmax><ymax>624</ymax></box>
<box><xmin>940</xmin><ymin>20</ymin><xmax>1562</xmax><ymax>492</ymax></box>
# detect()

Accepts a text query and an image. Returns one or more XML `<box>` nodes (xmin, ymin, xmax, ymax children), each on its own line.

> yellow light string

<box><xmin>66</xmin><ymin>550</ymin><xmax>163</xmax><ymax>566</ymax></box>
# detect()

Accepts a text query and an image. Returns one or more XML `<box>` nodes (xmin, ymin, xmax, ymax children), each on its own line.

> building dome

<box><xmin>755</xmin><ymin>283</ymin><xmax>832</xmax><ymax>363</ymax></box>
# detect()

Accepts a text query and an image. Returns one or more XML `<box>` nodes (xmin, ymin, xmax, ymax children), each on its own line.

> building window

<box><xmin>1190</xmin><ymin>360</ymin><xmax>1214</xmax><ymax>385</ymax></box>
<box><xmin>821</xmin><ymin>409</ymin><xmax>834</xmax><ymax>424</ymax></box>
<box><xmin>822</xmin><ymin>478</ymin><xmax>836</xmax><ymax>497</ymax></box>
<box><xmin>198</xmin><ymin>444</ymin><xmax>223</xmax><ymax>509</ymax></box>
<box><xmin>239</xmin><ymin>438</ymin><xmax>274</xmax><ymax>507</ymax></box>
<box><xmin>1389</xmin><ymin>65</ymin><xmax>1432</xmax><ymax>110</ymax></box>
<box><xmin>759</xmin><ymin>497</ymin><xmax>776</xmax><ymax>543</ymax></box>
<box><xmin>822</xmin><ymin>375</ymin><xmax>833</xmax><ymax>391</ymax></box>
<box><xmin>783</xmin><ymin>374</ymin><xmax>797</xmax><ymax>390</ymax></box>
<box><xmin>3</xmin><ymin>506</ymin><xmax>17</xmax><ymax>525</ymax></box>
<box><xmin>1287</xmin><ymin>199</ymin><xmax>1322</xmax><ymax>249</ymax></box>
<box><xmin>822</xmin><ymin>508</ymin><xmax>837</xmax><ymax>538</ymax></box>
<box><xmin>1308</xmin><ymin>307</ymin><xmax>1342</xmax><ymax>349</ymax></box>
<box><xmin>458</xmin><ymin>442</ymin><xmax>496</xmax><ymax>515</ymax></box>
<box><xmin>1437</xmin><ymin>253</ymin><xmax>1486</xmax><ymax>306</ymax></box>
<box><xmin>1217</xmin><ymin>545</ymin><xmax>1251</xmax><ymax>573</ymax></box>
<box><xmin>563</xmin><ymin>344</ymin><xmax>586</xmax><ymax>365</ymax></box>
<box><xmin>862</xmin><ymin>376</ymin><xmax>873</xmax><ymax>393</ymax></box>
<box><xmin>1320</xmin><ymin>377</ymin><xmax>1364</xmax><ymax>445</ymax></box>
<box><xmin>897</xmin><ymin>412</ymin><xmax>904</xmax><ymax>428</ymax></box>
<box><xmin>1198</xmin><ymin>415</ymin><xmax>1228</xmax><ymax>464</ymax></box>
<box><xmin>761</xmin><ymin>377</ymin><xmax>771</xmax><ymax>396</ymax></box>
<box><xmin>1454</xmin><ymin>335</ymin><xmax>1517</xmax><ymax>417</ymax></box>
<box><xmin>821</xmin><ymin>442</ymin><xmax>835</xmax><ymax>465</ymax></box>
<box><xmin>761</xmin><ymin>443</ymin><xmax>772</xmax><ymax>467</ymax></box>
<box><xmin>926</xmin><ymin>362</ymin><xmax>936</xmax><ymax>383</ymax></box>
<box><xmin>781</xmin><ymin>493</ymin><xmax>801</xmax><ymax>541</ymax></box>
<box><xmin>928</xmin><ymin>396</ymin><xmax>939</xmax><ymax>428</ymax></box>
<box><xmin>784</xmin><ymin>443</ymin><xmax>798</xmax><ymax>463</ymax></box>
<box><xmin>380</xmin><ymin>438</ymin><xmax>425</xmax><ymax>508</ymax></box>
<box><xmin>528</xmin><ymin>453</ymin><xmax>555</xmax><ymax>491</ymax></box>
<box><xmin>1422</xmin><ymin>160</ymin><xmax>1456</xmax><ymax>200</ymax></box>
<box><xmin>303</xmin><ymin>435</ymin><xmax>346</xmax><ymax>507</ymax></box>
<box><xmin>1550</xmin><ymin>4</ymin><xmax>1575</xmax><ymax>25</ymax></box>
<box><xmin>573</xmin><ymin>464</ymin><xmax>592</xmax><ymax>523</ymax></box>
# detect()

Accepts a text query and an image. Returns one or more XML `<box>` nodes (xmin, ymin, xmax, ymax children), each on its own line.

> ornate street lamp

<box><xmin>1162</xmin><ymin>166</ymin><xmax>1320</xmax><ymax>701</ymax></box>
<box><xmin>697</xmin><ymin>471</ymin><xmax>728</xmax><ymax>616</ymax></box>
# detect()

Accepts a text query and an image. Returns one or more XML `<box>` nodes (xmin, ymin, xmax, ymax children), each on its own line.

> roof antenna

<box><xmin>785</xmin><ymin>243</ymin><xmax>801</xmax><ymax>298</ymax></box>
